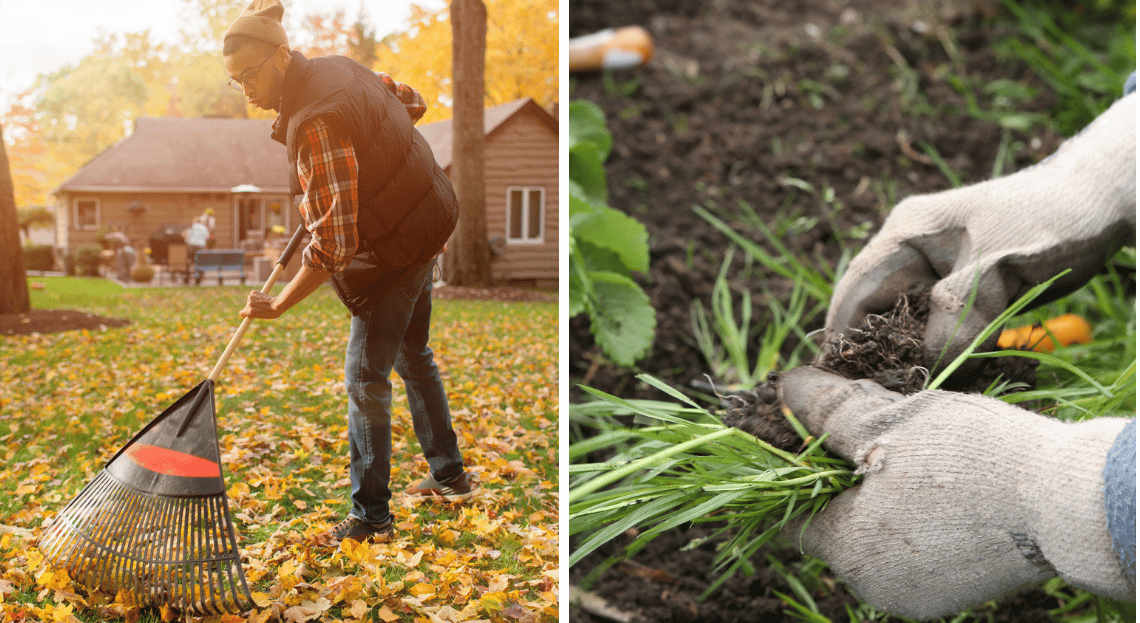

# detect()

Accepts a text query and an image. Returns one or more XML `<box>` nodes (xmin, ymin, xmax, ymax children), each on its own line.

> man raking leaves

<box><xmin>776</xmin><ymin>75</ymin><xmax>1136</xmax><ymax>617</ymax></box>
<box><xmin>221</xmin><ymin>0</ymin><xmax>475</xmax><ymax>546</ymax></box>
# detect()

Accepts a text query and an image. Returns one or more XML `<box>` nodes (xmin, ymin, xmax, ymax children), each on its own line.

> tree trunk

<box><xmin>0</xmin><ymin>123</ymin><xmax>30</xmax><ymax>315</ymax></box>
<box><xmin>444</xmin><ymin>0</ymin><xmax>491</xmax><ymax>286</ymax></box>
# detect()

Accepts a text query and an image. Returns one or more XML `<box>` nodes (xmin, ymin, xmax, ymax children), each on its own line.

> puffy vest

<box><xmin>272</xmin><ymin>52</ymin><xmax>457</xmax><ymax>271</ymax></box>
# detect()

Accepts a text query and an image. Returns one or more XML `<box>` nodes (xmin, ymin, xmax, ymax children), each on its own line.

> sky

<box><xmin>0</xmin><ymin>0</ymin><xmax>446</xmax><ymax>109</ymax></box>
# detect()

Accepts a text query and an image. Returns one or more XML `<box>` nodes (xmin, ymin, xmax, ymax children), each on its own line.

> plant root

<box><xmin>721</xmin><ymin>284</ymin><xmax>1039</xmax><ymax>446</ymax></box>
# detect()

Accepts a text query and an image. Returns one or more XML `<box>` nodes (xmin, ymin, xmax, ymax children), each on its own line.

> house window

<box><xmin>73</xmin><ymin>198</ymin><xmax>99</xmax><ymax>231</ymax></box>
<box><xmin>236</xmin><ymin>197</ymin><xmax>286</xmax><ymax>242</ymax></box>
<box><xmin>506</xmin><ymin>187</ymin><xmax>544</xmax><ymax>244</ymax></box>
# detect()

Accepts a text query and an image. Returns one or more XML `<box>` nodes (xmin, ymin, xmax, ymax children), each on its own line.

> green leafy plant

<box><xmin>23</xmin><ymin>244</ymin><xmax>55</xmax><ymax>272</ymax></box>
<box><xmin>569</xmin><ymin>100</ymin><xmax>656</xmax><ymax>367</ymax></box>
<box><xmin>67</xmin><ymin>244</ymin><xmax>103</xmax><ymax>277</ymax></box>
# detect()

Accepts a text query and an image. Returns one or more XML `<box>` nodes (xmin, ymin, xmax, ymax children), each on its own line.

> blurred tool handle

<box><xmin>569</xmin><ymin>26</ymin><xmax>654</xmax><ymax>73</ymax></box>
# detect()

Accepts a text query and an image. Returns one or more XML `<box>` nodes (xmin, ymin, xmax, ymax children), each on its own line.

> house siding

<box><xmin>56</xmin><ymin>191</ymin><xmax>293</xmax><ymax>256</ymax></box>
<box><xmin>483</xmin><ymin>111</ymin><xmax>558</xmax><ymax>287</ymax></box>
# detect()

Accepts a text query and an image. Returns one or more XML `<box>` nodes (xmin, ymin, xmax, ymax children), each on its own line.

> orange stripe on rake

<box><xmin>125</xmin><ymin>443</ymin><xmax>221</xmax><ymax>478</ymax></box>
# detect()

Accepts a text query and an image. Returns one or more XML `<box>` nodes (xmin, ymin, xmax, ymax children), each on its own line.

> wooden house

<box><xmin>419</xmin><ymin>98</ymin><xmax>559</xmax><ymax>288</ymax></box>
<box><xmin>54</xmin><ymin>97</ymin><xmax>558</xmax><ymax>287</ymax></box>
<box><xmin>54</xmin><ymin>117</ymin><xmax>294</xmax><ymax>259</ymax></box>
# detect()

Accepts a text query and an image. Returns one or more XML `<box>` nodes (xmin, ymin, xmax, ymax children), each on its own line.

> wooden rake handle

<box><xmin>207</xmin><ymin>224</ymin><xmax>307</xmax><ymax>382</ymax></box>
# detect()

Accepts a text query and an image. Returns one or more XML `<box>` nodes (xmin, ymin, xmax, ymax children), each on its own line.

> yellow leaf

<box><xmin>159</xmin><ymin>604</ymin><xmax>176</xmax><ymax>622</ymax></box>
<box><xmin>247</xmin><ymin>609</ymin><xmax>274</xmax><ymax>623</ymax></box>
<box><xmin>44</xmin><ymin>603</ymin><xmax>80</xmax><ymax>623</ymax></box>
<box><xmin>409</xmin><ymin>582</ymin><xmax>435</xmax><ymax>597</ymax></box>
<box><xmin>339</xmin><ymin>537</ymin><xmax>371</xmax><ymax>564</ymax></box>
<box><xmin>488</xmin><ymin>574</ymin><xmax>510</xmax><ymax>593</ymax></box>
<box><xmin>377</xmin><ymin>605</ymin><xmax>400</xmax><ymax>622</ymax></box>
<box><xmin>228</xmin><ymin>482</ymin><xmax>250</xmax><ymax>499</ymax></box>
<box><xmin>250</xmin><ymin>591</ymin><xmax>272</xmax><ymax>608</ymax></box>
<box><xmin>25</xmin><ymin>548</ymin><xmax>44</xmax><ymax>570</ymax></box>
<box><xmin>480</xmin><ymin>591</ymin><xmax>509</xmax><ymax>614</ymax></box>
<box><xmin>349</xmin><ymin>599</ymin><xmax>369</xmax><ymax>618</ymax></box>
<box><xmin>35</xmin><ymin>566</ymin><xmax>70</xmax><ymax>592</ymax></box>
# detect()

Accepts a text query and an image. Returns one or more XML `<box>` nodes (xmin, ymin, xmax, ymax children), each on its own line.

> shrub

<box><xmin>131</xmin><ymin>252</ymin><xmax>155</xmax><ymax>283</ymax></box>
<box><xmin>68</xmin><ymin>244</ymin><xmax>104</xmax><ymax>277</ymax></box>
<box><xmin>23</xmin><ymin>245</ymin><xmax>55</xmax><ymax>272</ymax></box>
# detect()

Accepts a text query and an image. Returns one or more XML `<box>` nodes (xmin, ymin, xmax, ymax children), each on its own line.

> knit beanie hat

<box><xmin>224</xmin><ymin>0</ymin><xmax>289</xmax><ymax>48</ymax></box>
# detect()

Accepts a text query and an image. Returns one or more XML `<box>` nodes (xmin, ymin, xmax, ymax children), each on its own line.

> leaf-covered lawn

<box><xmin>0</xmin><ymin>277</ymin><xmax>558</xmax><ymax>623</ymax></box>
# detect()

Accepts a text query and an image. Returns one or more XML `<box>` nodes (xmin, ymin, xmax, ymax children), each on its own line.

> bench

<box><xmin>193</xmin><ymin>250</ymin><xmax>247</xmax><ymax>286</ymax></box>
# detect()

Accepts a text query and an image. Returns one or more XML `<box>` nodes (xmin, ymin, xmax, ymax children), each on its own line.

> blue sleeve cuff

<box><xmin>1124</xmin><ymin>72</ymin><xmax>1135</xmax><ymax>96</ymax></box>
<box><xmin>1103</xmin><ymin>418</ymin><xmax>1135</xmax><ymax>584</ymax></box>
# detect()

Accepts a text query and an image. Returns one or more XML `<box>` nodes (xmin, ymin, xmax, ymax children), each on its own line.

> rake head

<box><xmin>39</xmin><ymin>381</ymin><xmax>254</xmax><ymax>614</ymax></box>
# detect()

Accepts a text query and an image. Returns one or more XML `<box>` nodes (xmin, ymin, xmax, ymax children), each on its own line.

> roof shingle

<box><xmin>56</xmin><ymin>117</ymin><xmax>290</xmax><ymax>193</ymax></box>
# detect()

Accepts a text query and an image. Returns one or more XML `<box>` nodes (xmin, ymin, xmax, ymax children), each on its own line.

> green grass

<box><xmin>1</xmin><ymin>277</ymin><xmax>558</xmax><ymax>622</ymax></box>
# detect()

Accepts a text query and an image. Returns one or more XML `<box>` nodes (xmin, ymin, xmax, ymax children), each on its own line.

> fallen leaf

<box><xmin>409</xmin><ymin>582</ymin><xmax>436</xmax><ymax>597</ymax></box>
<box><xmin>377</xmin><ymin>604</ymin><xmax>400</xmax><ymax>622</ymax></box>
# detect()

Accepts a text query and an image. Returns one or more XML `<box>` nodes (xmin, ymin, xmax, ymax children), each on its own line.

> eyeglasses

<box><xmin>227</xmin><ymin>50</ymin><xmax>277</xmax><ymax>92</ymax></box>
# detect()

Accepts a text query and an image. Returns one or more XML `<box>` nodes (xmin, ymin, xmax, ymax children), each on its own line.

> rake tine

<box><xmin>60</xmin><ymin>476</ymin><xmax>102</xmax><ymax>577</ymax></box>
<box><xmin>144</xmin><ymin>493</ymin><xmax>169</xmax><ymax>598</ymax></box>
<box><xmin>87</xmin><ymin>481</ymin><xmax>120</xmax><ymax>592</ymax></box>
<box><xmin>224</xmin><ymin>498</ymin><xmax>252</xmax><ymax>610</ymax></box>
<box><xmin>115</xmin><ymin>486</ymin><xmax>147</xmax><ymax>594</ymax></box>
<box><xmin>198</xmin><ymin>498</ymin><xmax>213</xmax><ymax>613</ymax></box>
<box><xmin>132</xmin><ymin>493</ymin><xmax>155</xmax><ymax>603</ymax></box>
<box><xmin>205</xmin><ymin>497</ymin><xmax>224</xmax><ymax>614</ymax></box>
<box><xmin>102</xmin><ymin>486</ymin><xmax>124</xmax><ymax>594</ymax></box>
<box><xmin>197</xmin><ymin>498</ymin><xmax>211</xmax><ymax>613</ymax></box>
<box><xmin>170</xmin><ymin>497</ymin><xmax>188</xmax><ymax>607</ymax></box>
<box><xmin>189</xmin><ymin>498</ymin><xmax>203</xmax><ymax>611</ymax></box>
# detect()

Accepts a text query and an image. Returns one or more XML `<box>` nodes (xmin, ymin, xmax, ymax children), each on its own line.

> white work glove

<box><xmin>778</xmin><ymin>367</ymin><xmax>1133</xmax><ymax>620</ymax></box>
<box><xmin>828</xmin><ymin>92</ymin><xmax>1135</xmax><ymax>370</ymax></box>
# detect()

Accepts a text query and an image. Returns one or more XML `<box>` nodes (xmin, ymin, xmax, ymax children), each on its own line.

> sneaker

<box><xmin>316</xmin><ymin>515</ymin><xmax>394</xmax><ymax>546</ymax></box>
<box><xmin>405</xmin><ymin>471</ymin><xmax>475</xmax><ymax>503</ymax></box>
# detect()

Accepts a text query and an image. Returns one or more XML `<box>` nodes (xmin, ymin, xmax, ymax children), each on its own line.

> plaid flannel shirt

<box><xmin>295</xmin><ymin>74</ymin><xmax>426</xmax><ymax>273</ymax></box>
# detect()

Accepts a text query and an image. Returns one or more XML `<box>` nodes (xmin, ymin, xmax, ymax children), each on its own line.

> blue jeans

<box><xmin>343</xmin><ymin>260</ymin><xmax>464</xmax><ymax>524</ymax></box>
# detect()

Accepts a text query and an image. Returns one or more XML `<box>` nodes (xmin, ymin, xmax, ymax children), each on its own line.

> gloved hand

<box><xmin>778</xmin><ymin>367</ymin><xmax>1133</xmax><ymax>620</ymax></box>
<box><xmin>828</xmin><ymin>92</ymin><xmax>1135</xmax><ymax>370</ymax></box>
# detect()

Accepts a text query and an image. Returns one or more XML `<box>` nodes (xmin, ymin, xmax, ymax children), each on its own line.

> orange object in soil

<box><xmin>997</xmin><ymin>313</ymin><xmax>1093</xmax><ymax>353</ymax></box>
<box><xmin>569</xmin><ymin>26</ymin><xmax>655</xmax><ymax>73</ymax></box>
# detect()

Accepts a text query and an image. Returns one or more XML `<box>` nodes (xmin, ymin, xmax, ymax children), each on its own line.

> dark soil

<box><xmin>570</xmin><ymin>0</ymin><xmax>1069</xmax><ymax>620</ymax></box>
<box><xmin>720</xmin><ymin>284</ymin><xmax>1039</xmax><ymax>455</ymax></box>
<box><xmin>432</xmin><ymin>284</ymin><xmax>557</xmax><ymax>303</ymax></box>
<box><xmin>569</xmin><ymin>0</ymin><xmax>1065</xmax><ymax>401</ymax></box>
<box><xmin>0</xmin><ymin>309</ymin><xmax>131</xmax><ymax>336</ymax></box>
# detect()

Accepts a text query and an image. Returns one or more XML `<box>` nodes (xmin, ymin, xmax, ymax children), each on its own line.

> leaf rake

<box><xmin>39</xmin><ymin>225</ymin><xmax>306</xmax><ymax>615</ymax></box>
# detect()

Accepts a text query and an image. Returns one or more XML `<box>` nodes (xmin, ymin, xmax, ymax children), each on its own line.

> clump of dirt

<box><xmin>718</xmin><ymin>371</ymin><xmax>802</xmax><ymax>453</ymax></box>
<box><xmin>720</xmin><ymin>285</ymin><xmax>1038</xmax><ymax>448</ymax></box>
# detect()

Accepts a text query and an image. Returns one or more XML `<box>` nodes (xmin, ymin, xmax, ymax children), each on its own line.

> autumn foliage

<box><xmin>0</xmin><ymin>278</ymin><xmax>557</xmax><ymax>622</ymax></box>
